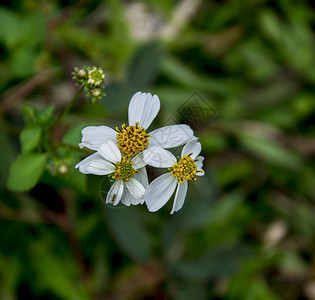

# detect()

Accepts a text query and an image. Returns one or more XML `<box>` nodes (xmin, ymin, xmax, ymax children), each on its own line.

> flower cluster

<box><xmin>76</xmin><ymin>91</ymin><xmax>205</xmax><ymax>214</ymax></box>
<box><xmin>72</xmin><ymin>66</ymin><xmax>106</xmax><ymax>102</ymax></box>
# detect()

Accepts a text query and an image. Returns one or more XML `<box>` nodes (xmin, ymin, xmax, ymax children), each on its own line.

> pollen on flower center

<box><xmin>116</xmin><ymin>122</ymin><xmax>151</xmax><ymax>156</ymax></box>
<box><xmin>113</xmin><ymin>156</ymin><xmax>139</xmax><ymax>182</ymax></box>
<box><xmin>169</xmin><ymin>154</ymin><xmax>199</xmax><ymax>183</ymax></box>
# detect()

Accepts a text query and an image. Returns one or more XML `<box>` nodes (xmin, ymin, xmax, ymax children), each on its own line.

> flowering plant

<box><xmin>76</xmin><ymin>91</ymin><xmax>205</xmax><ymax>213</ymax></box>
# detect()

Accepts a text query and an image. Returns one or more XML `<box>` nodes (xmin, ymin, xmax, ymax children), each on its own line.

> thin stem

<box><xmin>0</xmin><ymin>70</ymin><xmax>52</xmax><ymax>114</ymax></box>
<box><xmin>52</xmin><ymin>87</ymin><xmax>84</xmax><ymax>128</ymax></box>
<box><xmin>50</xmin><ymin>139</ymin><xmax>92</xmax><ymax>155</ymax></box>
<box><xmin>0</xmin><ymin>201</ymin><xmax>62</xmax><ymax>225</ymax></box>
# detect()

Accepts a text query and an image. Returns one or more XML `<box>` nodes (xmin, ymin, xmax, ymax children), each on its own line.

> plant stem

<box><xmin>50</xmin><ymin>139</ymin><xmax>92</xmax><ymax>154</ymax></box>
<box><xmin>52</xmin><ymin>87</ymin><xmax>84</xmax><ymax>128</ymax></box>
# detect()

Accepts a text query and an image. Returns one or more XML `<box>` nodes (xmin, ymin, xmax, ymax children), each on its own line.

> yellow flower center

<box><xmin>88</xmin><ymin>69</ymin><xmax>104</xmax><ymax>86</ymax></box>
<box><xmin>113</xmin><ymin>156</ymin><xmax>139</xmax><ymax>182</ymax></box>
<box><xmin>169</xmin><ymin>154</ymin><xmax>202</xmax><ymax>183</ymax></box>
<box><xmin>116</xmin><ymin>122</ymin><xmax>151</xmax><ymax>156</ymax></box>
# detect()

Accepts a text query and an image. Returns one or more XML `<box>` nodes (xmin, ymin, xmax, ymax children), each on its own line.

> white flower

<box><xmin>79</xmin><ymin>91</ymin><xmax>194</xmax><ymax>157</ymax></box>
<box><xmin>142</xmin><ymin>138</ymin><xmax>204</xmax><ymax>214</ymax></box>
<box><xmin>75</xmin><ymin>140</ymin><xmax>147</xmax><ymax>206</ymax></box>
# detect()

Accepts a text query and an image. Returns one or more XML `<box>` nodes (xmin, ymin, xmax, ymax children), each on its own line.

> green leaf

<box><xmin>0</xmin><ymin>8</ymin><xmax>20</xmax><ymax>47</ymax></box>
<box><xmin>161</xmin><ymin>56</ymin><xmax>236</xmax><ymax>95</ymax></box>
<box><xmin>21</xmin><ymin>104</ymin><xmax>55</xmax><ymax>126</ymax></box>
<box><xmin>105</xmin><ymin>206</ymin><xmax>154</xmax><ymax>262</ymax></box>
<box><xmin>127</xmin><ymin>42</ymin><xmax>163</xmax><ymax>88</ymax></box>
<box><xmin>239</xmin><ymin>133</ymin><xmax>302</xmax><ymax>169</ymax></box>
<box><xmin>10</xmin><ymin>47</ymin><xmax>37</xmax><ymax>77</ymax></box>
<box><xmin>0</xmin><ymin>9</ymin><xmax>44</xmax><ymax>49</ymax></box>
<box><xmin>32</xmin><ymin>253</ymin><xmax>89</xmax><ymax>300</ymax></box>
<box><xmin>259</xmin><ymin>10</ymin><xmax>283</xmax><ymax>43</ymax></box>
<box><xmin>105</xmin><ymin>42</ymin><xmax>163</xmax><ymax>114</ymax></box>
<box><xmin>20</xmin><ymin>126</ymin><xmax>41</xmax><ymax>153</ymax></box>
<box><xmin>7</xmin><ymin>153</ymin><xmax>47</xmax><ymax>191</ymax></box>
<box><xmin>172</xmin><ymin>242</ymin><xmax>251</xmax><ymax>280</ymax></box>
<box><xmin>21</xmin><ymin>104</ymin><xmax>36</xmax><ymax>124</ymax></box>
<box><xmin>37</xmin><ymin>104</ymin><xmax>55</xmax><ymax>125</ymax></box>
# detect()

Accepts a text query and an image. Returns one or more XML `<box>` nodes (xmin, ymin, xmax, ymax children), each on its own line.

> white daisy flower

<box><xmin>75</xmin><ymin>140</ymin><xmax>147</xmax><ymax>206</ymax></box>
<box><xmin>79</xmin><ymin>91</ymin><xmax>194</xmax><ymax>157</ymax></box>
<box><xmin>142</xmin><ymin>138</ymin><xmax>204</xmax><ymax>214</ymax></box>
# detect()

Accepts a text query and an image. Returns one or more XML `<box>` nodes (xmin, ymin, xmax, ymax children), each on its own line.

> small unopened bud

<box><xmin>88</xmin><ymin>68</ymin><xmax>105</xmax><ymax>87</ymax></box>
<box><xmin>58</xmin><ymin>164</ymin><xmax>69</xmax><ymax>175</ymax></box>
<box><xmin>77</xmin><ymin>68</ymin><xmax>87</xmax><ymax>79</ymax></box>
<box><xmin>72</xmin><ymin>66</ymin><xmax>106</xmax><ymax>102</ymax></box>
<box><xmin>91</xmin><ymin>88</ymin><xmax>102</xmax><ymax>98</ymax></box>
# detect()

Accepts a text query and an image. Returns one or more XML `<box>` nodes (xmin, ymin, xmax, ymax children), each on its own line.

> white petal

<box><xmin>106</xmin><ymin>180</ymin><xmax>124</xmax><ymax>206</ymax></box>
<box><xmin>195</xmin><ymin>156</ymin><xmax>205</xmax><ymax>176</ymax></box>
<box><xmin>196</xmin><ymin>169</ymin><xmax>205</xmax><ymax>176</ymax></box>
<box><xmin>130</xmin><ymin>196</ymin><xmax>143</xmax><ymax>205</ymax></box>
<box><xmin>120</xmin><ymin>185</ymin><xmax>143</xmax><ymax>206</ymax></box>
<box><xmin>75</xmin><ymin>153</ymin><xmax>101</xmax><ymax>173</ymax></box>
<box><xmin>97</xmin><ymin>140</ymin><xmax>121</xmax><ymax>164</ymax></box>
<box><xmin>144</xmin><ymin>173</ymin><xmax>177</xmax><ymax>212</ymax></box>
<box><xmin>170</xmin><ymin>181</ymin><xmax>188</xmax><ymax>214</ymax></box>
<box><xmin>120</xmin><ymin>188</ymin><xmax>132</xmax><ymax>206</ymax></box>
<box><xmin>128</xmin><ymin>91</ymin><xmax>160</xmax><ymax>129</ymax></box>
<box><xmin>109</xmin><ymin>168</ymin><xmax>148</xmax><ymax>207</ymax></box>
<box><xmin>195</xmin><ymin>156</ymin><xmax>204</xmax><ymax>170</ymax></box>
<box><xmin>125</xmin><ymin>167</ymin><xmax>149</xmax><ymax>205</ymax></box>
<box><xmin>79</xmin><ymin>126</ymin><xmax>117</xmax><ymax>150</ymax></box>
<box><xmin>149</xmin><ymin>125</ymin><xmax>194</xmax><ymax>148</ymax></box>
<box><xmin>181</xmin><ymin>138</ymin><xmax>201</xmax><ymax>159</ymax></box>
<box><xmin>75</xmin><ymin>153</ymin><xmax>114</xmax><ymax>175</ymax></box>
<box><xmin>125</xmin><ymin>178</ymin><xmax>145</xmax><ymax>199</ymax></box>
<box><xmin>143</xmin><ymin>147</ymin><xmax>176</xmax><ymax>168</ymax></box>
<box><xmin>131</xmin><ymin>153</ymin><xmax>147</xmax><ymax>169</ymax></box>
<box><xmin>134</xmin><ymin>167</ymin><xmax>149</xmax><ymax>189</ymax></box>
<box><xmin>86</xmin><ymin>159</ymin><xmax>115</xmax><ymax>175</ymax></box>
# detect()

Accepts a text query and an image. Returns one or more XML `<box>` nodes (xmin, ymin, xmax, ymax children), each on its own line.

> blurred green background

<box><xmin>1</xmin><ymin>0</ymin><xmax>315</xmax><ymax>299</ymax></box>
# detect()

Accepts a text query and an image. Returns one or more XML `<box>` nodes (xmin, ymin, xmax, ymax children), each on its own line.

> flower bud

<box><xmin>90</xmin><ymin>88</ymin><xmax>102</xmax><ymax>98</ymax></box>
<box><xmin>76</xmin><ymin>68</ymin><xmax>87</xmax><ymax>79</ymax></box>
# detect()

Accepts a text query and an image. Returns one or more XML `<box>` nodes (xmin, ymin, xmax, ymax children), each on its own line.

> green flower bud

<box><xmin>77</xmin><ymin>68</ymin><xmax>87</xmax><ymax>79</ymax></box>
<box><xmin>87</xmin><ymin>68</ymin><xmax>105</xmax><ymax>87</ymax></box>
<box><xmin>72</xmin><ymin>66</ymin><xmax>106</xmax><ymax>102</ymax></box>
<box><xmin>90</xmin><ymin>88</ymin><xmax>102</xmax><ymax>98</ymax></box>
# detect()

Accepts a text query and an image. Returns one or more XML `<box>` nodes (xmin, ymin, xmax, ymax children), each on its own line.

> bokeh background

<box><xmin>1</xmin><ymin>0</ymin><xmax>315</xmax><ymax>299</ymax></box>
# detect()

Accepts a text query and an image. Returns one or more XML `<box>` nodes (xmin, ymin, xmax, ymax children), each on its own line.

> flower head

<box><xmin>87</xmin><ymin>68</ymin><xmax>105</xmax><ymax>87</ymax></box>
<box><xmin>79</xmin><ymin>91</ymin><xmax>194</xmax><ymax>157</ymax></box>
<box><xmin>90</xmin><ymin>88</ymin><xmax>102</xmax><ymax>98</ymax></box>
<box><xmin>72</xmin><ymin>66</ymin><xmax>106</xmax><ymax>102</ymax></box>
<box><xmin>112</xmin><ymin>156</ymin><xmax>139</xmax><ymax>181</ymax></box>
<box><xmin>142</xmin><ymin>138</ymin><xmax>204</xmax><ymax>214</ymax></box>
<box><xmin>75</xmin><ymin>140</ymin><xmax>147</xmax><ymax>206</ymax></box>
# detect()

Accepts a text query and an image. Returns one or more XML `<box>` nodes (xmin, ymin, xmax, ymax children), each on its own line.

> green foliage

<box><xmin>7</xmin><ymin>153</ymin><xmax>47</xmax><ymax>191</ymax></box>
<box><xmin>0</xmin><ymin>131</ymin><xmax>15</xmax><ymax>187</ymax></box>
<box><xmin>1</xmin><ymin>0</ymin><xmax>315</xmax><ymax>299</ymax></box>
<box><xmin>105</xmin><ymin>206</ymin><xmax>154</xmax><ymax>262</ymax></box>
<box><xmin>20</xmin><ymin>126</ymin><xmax>42</xmax><ymax>153</ymax></box>
<box><xmin>0</xmin><ymin>8</ymin><xmax>45</xmax><ymax>85</ymax></box>
<box><xmin>172</xmin><ymin>242</ymin><xmax>251</xmax><ymax>281</ymax></box>
<box><xmin>22</xmin><ymin>104</ymin><xmax>55</xmax><ymax>126</ymax></box>
<box><xmin>32</xmin><ymin>253</ymin><xmax>89</xmax><ymax>300</ymax></box>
